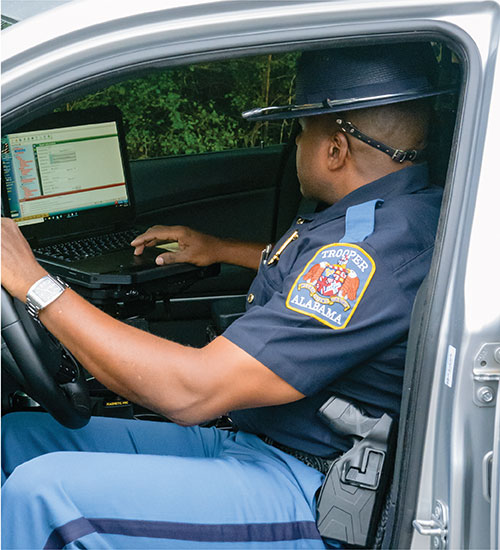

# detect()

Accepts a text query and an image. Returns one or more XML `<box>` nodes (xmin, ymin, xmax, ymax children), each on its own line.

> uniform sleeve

<box><xmin>223</xmin><ymin>242</ymin><xmax>413</xmax><ymax>396</ymax></box>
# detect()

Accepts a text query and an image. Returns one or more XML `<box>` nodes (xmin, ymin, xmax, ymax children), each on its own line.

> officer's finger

<box><xmin>138</xmin><ymin>239</ymin><xmax>180</xmax><ymax>256</ymax></box>
<box><xmin>132</xmin><ymin>237</ymin><xmax>160</xmax><ymax>255</ymax></box>
<box><xmin>155</xmin><ymin>251</ymin><xmax>182</xmax><ymax>266</ymax></box>
<box><xmin>133</xmin><ymin>243</ymin><xmax>145</xmax><ymax>256</ymax></box>
<box><xmin>131</xmin><ymin>225</ymin><xmax>181</xmax><ymax>247</ymax></box>
<box><xmin>130</xmin><ymin>233</ymin><xmax>157</xmax><ymax>247</ymax></box>
<box><xmin>131</xmin><ymin>233</ymin><xmax>164</xmax><ymax>255</ymax></box>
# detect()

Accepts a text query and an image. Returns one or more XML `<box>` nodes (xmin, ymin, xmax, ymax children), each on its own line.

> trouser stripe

<box><xmin>44</xmin><ymin>517</ymin><xmax>322</xmax><ymax>548</ymax></box>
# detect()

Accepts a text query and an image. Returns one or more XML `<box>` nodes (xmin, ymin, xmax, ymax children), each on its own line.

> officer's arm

<box><xmin>1</xmin><ymin>219</ymin><xmax>301</xmax><ymax>425</ymax></box>
<box><xmin>39</xmin><ymin>289</ymin><xmax>305</xmax><ymax>425</ymax></box>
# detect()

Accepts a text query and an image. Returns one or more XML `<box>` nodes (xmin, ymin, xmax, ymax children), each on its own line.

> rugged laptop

<box><xmin>1</xmin><ymin>107</ymin><xmax>196</xmax><ymax>288</ymax></box>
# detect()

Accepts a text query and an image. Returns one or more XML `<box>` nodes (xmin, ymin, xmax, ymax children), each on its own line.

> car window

<box><xmin>59</xmin><ymin>53</ymin><xmax>300</xmax><ymax>160</ymax></box>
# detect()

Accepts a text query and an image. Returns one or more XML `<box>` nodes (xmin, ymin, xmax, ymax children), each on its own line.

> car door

<box><xmin>492</xmin><ymin>397</ymin><xmax>500</xmax><ymax>550</ymax></box>
<box><xmin>384</xmin><ymin>5</ymin><xmax>500</xmax><ymax>550</ymax></box>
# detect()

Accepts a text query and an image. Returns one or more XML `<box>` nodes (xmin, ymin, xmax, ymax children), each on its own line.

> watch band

<box><xmin>25</xmin><ymin>274</ymin><xmax>69</xmax><ymax>321</ymax></box>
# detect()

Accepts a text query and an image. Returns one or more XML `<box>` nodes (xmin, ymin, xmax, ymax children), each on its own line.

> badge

<box><xmin>286</xmin><ymin>243</ymin><xmax>375</xmax><ymax>329</ymax></box>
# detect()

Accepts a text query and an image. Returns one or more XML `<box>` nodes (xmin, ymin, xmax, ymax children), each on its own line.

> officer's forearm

<box><xmin>38</xmin><ymin>289</ymin><xmax>204</xmax><ymax>422</ymax></box>
<box><xmin>38</xmin><ymin>289</ymin><xmax>301</xmax><ymax>424</ymax></box>
<box><xmin>215</xmin><ymin>239</ymin><xmax>267</xmax><ymax>270</ymax></box>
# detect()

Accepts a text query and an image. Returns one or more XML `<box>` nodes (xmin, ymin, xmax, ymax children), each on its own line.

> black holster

<box><xmin>316</xmin><ymin>396</ymin><xmax>395</xmax><ymax>548</ymax></box>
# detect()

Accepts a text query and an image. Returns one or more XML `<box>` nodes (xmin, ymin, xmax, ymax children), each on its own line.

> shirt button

<box><xmin>297</xmin><ymin>217</ymin><xmax>305</xmax><ymax>224</ymax></box>
<box><xmin>247</xmin><ymin>293</ymin><xmax>255</xmax><ymax>304</ymax></box>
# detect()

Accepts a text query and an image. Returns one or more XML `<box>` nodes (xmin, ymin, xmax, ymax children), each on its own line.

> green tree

<box><xmin>60</xmin><ymin>53</ymin><xmax>299</xmax><ymax>159</ymax></box>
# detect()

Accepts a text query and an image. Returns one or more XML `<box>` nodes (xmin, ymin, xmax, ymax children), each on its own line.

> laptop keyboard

<box><xmin>34</xmin><ymin>229</ymin><xmax>140</xmax><ymax>263</ymax></box>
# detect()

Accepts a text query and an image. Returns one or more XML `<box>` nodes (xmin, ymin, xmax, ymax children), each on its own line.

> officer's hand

<box><xmin>1</xmin><ymin>217</ymin><xmax>47</xmax><ymax>301</ymax></box>
<box><xmin>131</xmin><ymin>225</ymin><xmax>223</xmax><ymax>267</ymax></box>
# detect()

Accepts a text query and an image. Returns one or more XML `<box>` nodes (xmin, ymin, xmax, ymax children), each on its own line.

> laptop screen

<box><xmin>3</xmin><ymin>121</ymin><xmax>128</xmax><ymax>226</ymax></box>
<box><xmin>1</xmin><ymin>107</ymin><xmax>135</xmax><ymax>245</ymax></box>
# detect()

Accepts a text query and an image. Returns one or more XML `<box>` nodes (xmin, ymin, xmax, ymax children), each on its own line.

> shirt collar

<box><xmin>303</xmin><ymin>163</ymin><xmax>431</xmax><ymax>229</ymax></box>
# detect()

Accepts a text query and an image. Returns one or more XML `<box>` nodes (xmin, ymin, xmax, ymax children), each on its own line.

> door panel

<box><xmin>136</xmin><ymin>187</ymin><xmax>277</xmax><ymax>243</ymax></box>
<box><xmin>130</xmin><ymin>144</ymin><xmax>299</xmax><ymax>243</ymax></box>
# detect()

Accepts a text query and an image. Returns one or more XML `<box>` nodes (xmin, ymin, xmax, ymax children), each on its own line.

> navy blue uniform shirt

<box><xmin>224</xmin><ymin>163</ymin><xmax>442</xmax><ymax>456</ymax></box>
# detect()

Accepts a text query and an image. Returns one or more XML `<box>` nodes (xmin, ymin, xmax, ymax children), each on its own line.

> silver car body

<box><xmin>2</xmin><ymin>1</ymin><xmax>500</xmax><ymax>548</ymax></box>
<box><xmin>1</xmin><ymin>0</ymin><xmax>73</xmax><ymax>23</ymax></box>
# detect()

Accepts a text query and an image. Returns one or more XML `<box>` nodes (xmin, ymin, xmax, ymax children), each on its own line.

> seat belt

<box><xmin>316</xmin><ymin>396</ymin><xmax>396</xmax><ymax>548</ymax></box>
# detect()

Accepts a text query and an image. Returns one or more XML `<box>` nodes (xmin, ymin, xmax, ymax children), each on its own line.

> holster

<box><xmin>316</xmin><ymin>396</ymin><xmax>395</xmax><ymax>548</ymax></box>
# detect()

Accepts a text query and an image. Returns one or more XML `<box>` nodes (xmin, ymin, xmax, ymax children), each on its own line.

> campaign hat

<box><xmin>243</xmin><ymin>42</ymin><xmax>455</xmax><ymax>121</ymax></box>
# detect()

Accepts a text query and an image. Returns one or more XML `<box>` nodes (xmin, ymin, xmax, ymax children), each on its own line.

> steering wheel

<box><xmin>1</xmin><ymin>287</ymin><xmax>91</xmax><ymax>428</ymax></box>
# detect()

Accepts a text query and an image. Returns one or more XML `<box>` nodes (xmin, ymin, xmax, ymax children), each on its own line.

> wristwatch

<box><xmin>25</xmin><ymin>274</ymin><xmax>69</xmax><ymax>321</ymax></box>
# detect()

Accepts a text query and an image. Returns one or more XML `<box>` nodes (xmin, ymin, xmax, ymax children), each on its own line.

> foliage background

<box><xmin>61</xmin><ymin>53</ymin><xmax>299</xmax><ymax>160</ymax></box>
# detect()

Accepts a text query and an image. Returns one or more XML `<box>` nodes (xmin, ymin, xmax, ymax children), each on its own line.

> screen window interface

<box><xmin>2</xmin><ymin>121</ymin><xmax>128</xmax><ymax>227</ymax></box>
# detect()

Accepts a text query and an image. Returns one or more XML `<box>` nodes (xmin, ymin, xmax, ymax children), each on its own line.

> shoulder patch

<box><xmin>286</xmin><ymin>243</ymin><xmax>375</xmax><ymax>330</ymax></box>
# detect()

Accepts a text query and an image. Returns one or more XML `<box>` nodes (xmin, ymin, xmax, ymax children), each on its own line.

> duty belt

<box><xmin>259</xmin><ymin>435</ymin><xmax>336</xmax><ymax>475</ymax></box>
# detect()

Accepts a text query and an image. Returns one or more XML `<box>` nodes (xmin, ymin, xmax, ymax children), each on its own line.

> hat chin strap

<box><xmin>335</xmin><ymin>117</ymin><xmax>425</xmax><ymax>163</ymax></box>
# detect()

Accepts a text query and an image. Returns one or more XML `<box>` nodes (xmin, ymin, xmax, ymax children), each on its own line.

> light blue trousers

<box><xmin>2</xmin><ymin>412</ymin><xmax>327</xmax><ymax>549</ymax></box>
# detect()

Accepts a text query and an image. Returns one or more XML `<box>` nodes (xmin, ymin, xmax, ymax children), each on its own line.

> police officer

<box><xmin>1</xmin><ymin>43</ymin><xmax>450</xmax><ymax>549</ymax></box>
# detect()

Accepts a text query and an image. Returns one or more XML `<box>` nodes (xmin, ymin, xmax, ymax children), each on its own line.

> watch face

<box><xmin>33</xmin><ymin>277</ymin><xmax>63</xmax><ymax>307</ymax></box>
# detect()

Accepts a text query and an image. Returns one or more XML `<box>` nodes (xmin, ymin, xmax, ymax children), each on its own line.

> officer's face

<box><xmin>295</xmin><ymin>117</ymin><xmax>333</xmax><ymax>201</ymax></box>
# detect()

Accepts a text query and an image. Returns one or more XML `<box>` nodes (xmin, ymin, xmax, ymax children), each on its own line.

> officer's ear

<box><xmin>327</xmin><ymin>130</ymin><xmax>350</xmax><ymax>171</ymax></box>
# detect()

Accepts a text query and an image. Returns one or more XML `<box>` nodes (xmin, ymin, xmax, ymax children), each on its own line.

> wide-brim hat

<box><xmin>243</xmin><ymin>43</ymin><xmax>456</xmax><ymax>121</ymax></box>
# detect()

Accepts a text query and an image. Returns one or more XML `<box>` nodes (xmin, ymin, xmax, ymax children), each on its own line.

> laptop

<box><xmin>1</xmin><ymin>106</ymin><xmax>198</xmax><ymax>288</ymax></box>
